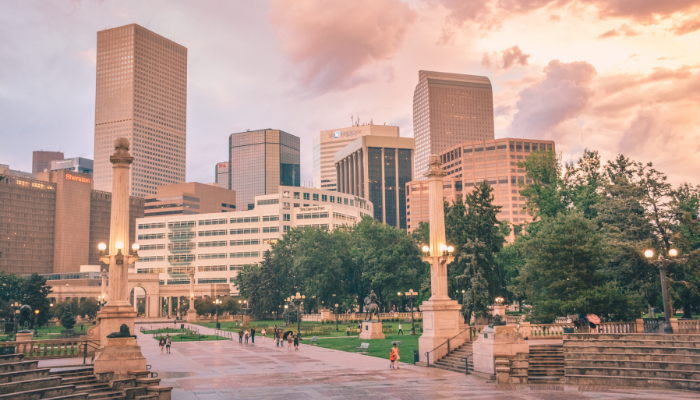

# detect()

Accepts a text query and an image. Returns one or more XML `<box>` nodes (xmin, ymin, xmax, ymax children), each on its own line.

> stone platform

<box><xmin>359</xmin><ymin>321</ymin><xmax>385</xmax><ymax>339</ymax></box>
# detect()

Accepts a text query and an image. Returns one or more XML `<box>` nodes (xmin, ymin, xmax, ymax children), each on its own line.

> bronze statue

<box><xmin>107</xmin><ymin>324</ymin><xmax>134</xmax><ymax>338</ymax></box>
<box><xmin>363</xmin><ymin>290</ymin><xmax>380</xmax><ymax>322</ymax></box>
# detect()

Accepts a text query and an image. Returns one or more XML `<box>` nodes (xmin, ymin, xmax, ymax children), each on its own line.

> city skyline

<box><xmin>2</xmin><ymin>1</ymin><xmax>700</xmax><ymax>187</ymax></box>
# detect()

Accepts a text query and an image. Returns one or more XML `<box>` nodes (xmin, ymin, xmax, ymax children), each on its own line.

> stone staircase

<box><xmin>0</xmin><ymin>353</ymin><xmax>165</xmax><ymax>400</ymax></box>
<box><xmin>528</xmin><ymin>344</ymin><xmax>564</xmax><ymax>384</ymax></box>
<box><xmin>564</xmin><ymin>333</ymin><xmax>700</xmax><ymax>391</ymax></box>
<box><xmin>433</xmin><ymin>342</ymin><xmax>474</xmax><ymax>374</ymax></box>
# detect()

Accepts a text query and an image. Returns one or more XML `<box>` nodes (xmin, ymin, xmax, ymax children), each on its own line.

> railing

<box><xmin>643</xmin><ymin>318</ymin><xmax>661</xmax><ymax>333</ymax></box>
<box><xmin>461</xmin><ymin>354</ymin><xmax>471</xmax><ymax>374</ymax></box>
<box><xmin>506</xmin><ymin>315</ymin><xmax>524</xmax><ymax>325</ymax></box>
<box><xmin>598</xmin><ymin>321</ymin><xmax>637</xmax><ymax>333</ymax></box>
<box><xmin>425</xmin><ymin>326</ymin><xmax>475</xmax><ymax>367</ymax></box>
<box><xmin>528</xmin><ymin>323</ymin><xmax>575</xmax><ymax>337</ymax></box>
<box><xmin>678</xmin><ymin>319</ymin><xmax>700</xmax><ymax>333</ymax></box>
<box><xmin>555</xmin><ymin>317</ymin><xmax>568</xmax><ymax>324</ymax></box>
<box><xmin>0</xmin><ymin>339</ymin><xmax>99</xmax><ymax>363</ymax></box>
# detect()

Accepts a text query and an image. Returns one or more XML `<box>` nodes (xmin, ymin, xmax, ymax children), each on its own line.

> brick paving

<box><xmin>135</xmin><ymin>323</ymin><xmax>699</xmax><ymax>400</ymax></box>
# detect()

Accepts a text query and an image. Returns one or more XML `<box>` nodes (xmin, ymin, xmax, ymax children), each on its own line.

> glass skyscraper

<box><xmin>229</xmin><ymin>129</ymin><xmax>300</xmax><ymax>211</ymax></box>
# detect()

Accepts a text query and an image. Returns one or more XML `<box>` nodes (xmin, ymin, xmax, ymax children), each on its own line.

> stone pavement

<box><xmin>135</xmin><ymin>323</ymin><xmax>698</xmax><ymax>400</ymax></box>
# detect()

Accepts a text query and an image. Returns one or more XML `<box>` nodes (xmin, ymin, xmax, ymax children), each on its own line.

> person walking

<box><xmin>390</xmin><ymin>343</ymin><xmax>400</xmax><ymax>369</ymax></box>
<box><xmin>287</xmin><ymin>332</ymin><xmax>293</xmax><ymax>351</ymax></box>
<box><xmin>293</xmin><ymin>333</ymin><xmax>299</xmax><ymax>351</ymax></box>
<box><xmin>261</xmin><ymin>328</ymin><xmax>267</xmax><ymax>343</ymax></box>
<box><xmin>251</xmin><ymin>327</ymin><xmax>256</xmax><ymax>344</ymax></box>
<box><xmin>159</xmin><ymin>336</ymin><xmax>165</xmax><ymax>354</ymax></box>
<box><xmin>398</xmin><ymin>323</ymin><xmax>404</xmax><ymax>335</ymax></box>
<box><xmin>244</xmin><ymin>329</ymin><xmax>249</xmax><ymax>344</ymax></box>
<box><xmin>345</xmin><ymin>326</ymin><xmax>351</xmax><ymax>336</ymax></box>
<box><xmin>238</xmin><ymin>328</ymin><xmax>244</xmax><ymax>344</ymax></box>
<box><xmin>275</xmin><ymin>329</ymin><xmax>280</xmax><ymax>347</ymax></box>
<box><xmin>165</xmin><ymin>335</ymin><xmax>172</xmax><ymax>354</ymax></box>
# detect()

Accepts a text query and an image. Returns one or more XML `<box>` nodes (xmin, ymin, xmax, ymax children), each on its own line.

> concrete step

<box><xmin>566</xmin><ymin>359</ymin><xmax>700</xmax><ymax>371</ymax></box>
<box><xmin>134</xmin><ymin>396</ymin><xmax>158</xmax><ymax>400</ymax></box>
<box><xmin>45</xmin><ymin>394</ymin><xmax>89</xmax><ymax>400</ymax></box>
<box><xmin>529</xmin><ymin>376</ymin><xmax>564</xmax><ymax>383</ymax></box>
<box><xmin>435</xmin><ymin>359</ymin><xmax>473</xmax><ymax>369</ymax></box>
<box><xmin>566</xmin><ymin>374</ymin><xmax>700</xmax><ymax>391</ymax></box>
<box><xmin>0</xmin><ymin>384</ymin><xmax>76</xmax><ymax>400</ymax></box>
<box><xmin>566</xmin><ymin>351</ymin><xmax>700</xmax><ymax>363</ymax></box>
<box><xmin>564</xmin><ymin>346</ymin><xmax>700</xmax><ymax>356</ymax></box>
<box><xmin>566</xmin><ymin>334</ymin><xmax>700</xmax><ymax>342</ymax></box>
<box><xmin>124</xmin><ymin>386</ymin><xmax>148</xmax><ymax>399</ymax></box>
<box><xmin>0</xmin><ymin>354</ymin><xmax>25</xmax><ymax>364</ymax></box>
<box><xmin>433</xmin><ymin>363</ymin><xmax>467</xmax><ymax>374</ymax></box>
<box><xmin>87</xmin><ymin>391</ymin><xmax>125</xmax><ymax>400</ymax></box>
<box><xmin>565</xmin><ymin>340</ymin><xmax>700</xmax><ymax>349</ymax></box>
<box><xmin>0</xmin><ymin>368</ymin><xmax>51</xmax><ymax>384</ymax></box>
<box><xmin>75</xmin><ymin>383</ymin><xmax>110</xmax><ymax>393</ymax></box>
<box><xmin>60</xmin><ymin>376</ymin><xmax>98</xmax><ymax>386</ymax></box>
<box><xmin>51</xmin><ymin>367</ymin><xmax>94</xmax><ymax>377</ymax></box>
<box><xmin>0</xmin><ymin>376</ymin><xmax>63</xmax><ymax>395</ymax></box>
<box><xmin>0</xmin><ymin>361</ymin><xmax>39</xmax><ymax>373</ymax></box>
<box><xmin>566</xmin><ymin>366</ymin><xmax>700</xmax><ymax>380</ymax></box>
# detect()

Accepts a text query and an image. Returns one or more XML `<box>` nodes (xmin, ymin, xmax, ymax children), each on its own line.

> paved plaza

<box><xmin>126</xmin><ymin>323</ymin><xmax>699</xmax><ymax>400</ymax></box>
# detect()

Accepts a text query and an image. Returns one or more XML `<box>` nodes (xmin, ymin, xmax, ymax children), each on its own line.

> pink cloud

<box><xmin>269</xmin><ymin>0</ymin><xmax>417</xmax><ymax>95</ymax></box>
<box><xmin>669</xmin><ymin>15</ymin><xmax>700</xmax><ymax>35</ymax></box>
<box><xmin>482</xmin><ymin>45</ymin><xmax>530</xmax><ymax>70</ymax></box>
<box><xmin>597</xmin><ymin>23</ymin><xmax>640</xmax><ymax>38</ymax></box>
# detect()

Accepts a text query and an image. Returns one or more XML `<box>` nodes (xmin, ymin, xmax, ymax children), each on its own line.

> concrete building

<box><xmin>0</xmin><ymin>170</ymin><xmax>144</xmax><ymax>275</ymax></box>
<box><xmin>229</xmin><ymin>129</ymin><xmax>300</xmax><ymax>211</ymax></box>
<box><xmin>0</xmin><ymin>164</ymin><xmax>34</xmax><ymax>179</ymax></box>
<box><xmin>134</xmin><ymin>186</ymin><xmax>372</xmax><ymax>294</ymax></box>
<box><xmin>334</xmin><ymin>136</ymin><xmax>414</xmax><ymax>229</ymax></box>
<box><xmin>215</xmin><ymin>162</ymin><xmax>229</xmax><ymax>189</ymax></box>
<box><xmin>413</xmin><ymin>71</ymin><xmax>495</xmax><ymax>179</ymax></box>
<box><xmin>50</xmin><ymin>157</ymin><xmax>94</xmax><ymax>175</ymax></box>
<box><xmin>405</xmin><ymin>138</ymin><xmax>555</xmax><ymax>235</ymax></box>
<box><xmin>32</xmin><ymin>151</ymin><xmax>64</xmax><ymax>174</ymax></box>
<box><xmin>144</xmin><ymin>182</ymin><xmax>236</xmax><ymax>217</ymax></box>
<box><xmin>313</xmin><ymin>124</ymin><xmax>399</xmax><ymax>191</ymax></box>
<box><xmin>93</xmin><ymin>23</ymin><xmax>187</xmax><ymax>197</ymax></box>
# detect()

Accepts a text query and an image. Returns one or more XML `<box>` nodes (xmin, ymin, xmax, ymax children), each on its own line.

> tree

<box><xmin>23</xmin><ymin>273</ymin><xmax>52</xmax><ymax>326</ymax></box>
<box><xmin>668</xmin><ymin>183</ymin><xmax>700</xmax><ymax>318</ymax></box>
<box><xmin>518</xmin><ymin>149</ymin><xmax>569</xmax><ymax>219</ymax></box>
<box><xmin>459</xmin><ymin>239</ymin><xmax>494</xmax><ymax>321</ymax></box>
<box><xmin>60</xmin><ymin>305</ymin><xmax>76</xmax><ymax>330</ymax></box>
<box><xmin>80</xmin><ymin>298</ymin><xmax>100</xmax><ymax>320</ymax></box>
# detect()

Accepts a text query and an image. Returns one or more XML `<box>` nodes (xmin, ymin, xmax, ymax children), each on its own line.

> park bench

<box><xmin>310</xmin><ymin>336</ymin><xmax>318</xmax><ymax>345</ymax></box>
<box><xmin>355</xmin><ymin>342</ymin><xmax>370</xmax><ymax>354</ymax></box>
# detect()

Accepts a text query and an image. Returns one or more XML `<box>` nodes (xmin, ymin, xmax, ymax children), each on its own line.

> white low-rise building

<box><xmin>134</xmin><ymin>186</ymin><xmax>372</xmax><ymax>294</ymax></box>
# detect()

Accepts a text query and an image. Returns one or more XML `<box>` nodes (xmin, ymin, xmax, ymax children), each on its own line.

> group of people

<box><xmin>237</xmin><ymin>327</ymin><xmax>267</xmax><ymax>344</ymax></box>
<box><xmin>158</xmin><ymin>335</ymin><xmax>171</xmax><ymax>354</ymax></box>
<box><xmin>270</xmin><ymin>325</ymin><xmax>300</xmax><ymax>350</ymax></box>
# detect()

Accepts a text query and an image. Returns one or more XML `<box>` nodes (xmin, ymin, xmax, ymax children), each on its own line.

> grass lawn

<box><xmin>142</xmin><ymin>328</ymin><xmax>190</xmax><ymax>334</ymax></box>
<box><xmin>312</xmin><ymin>332</ymin><xmax>418</xmax><ymax>362</ymax></box>
<box><xmin>152</xmin><ymin>333</ymin><xmax>229</xmax><ymax>342</ymax></box>
<box><xmin>195</xmin><ymin>320</ymin><xmax>422</xmax><ymax>339</ymax></box>
<box><xmin>7</xmin><ymin>323</ymin><xmax>95</xmax><ymax>341</ymax></box>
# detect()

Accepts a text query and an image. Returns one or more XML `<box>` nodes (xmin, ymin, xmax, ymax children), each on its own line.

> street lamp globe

<box><xmin>98</xmin><ymin>243</ymin><xmax>107</xmax><ymax>251</ymax></box>
<box><xmin>422</xmin><ymin>245</ymin><xmax>429</xmax><ymax>253</ymax></box>
<box><xmin>447</xmin><ymin>246</ymin><xmax>454</xmax><ymax>253</ymax></box>
<box><xmin>669</xmin><ymin>249</ymin><xmax>678</xmax><ymax>257</ymax></box>
<box><xmin>132</xmin><ymin>243</ymin><xmax>140</xmax><ymax>251</ymax></box>
<box><xmin>115</xmin><ymin>242</ymin><xmax>124</xmax><ymax>250</ymax></box>
<box><xmin>644</xmin><ymin>249</ymin><xmax>654</xmax><ymax>258</ymax></box>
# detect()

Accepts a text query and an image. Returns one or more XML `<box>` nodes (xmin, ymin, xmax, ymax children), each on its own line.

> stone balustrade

<box><xmin>678</xmin><ymin>319</ymin><xmax>700</xmax><ymax>333</ymax></box>
<box><xmin>525</xmin><ymin>323</ymin><xmax>575</xmax><ymax>338</ymax></box>
<box><xmin>598</xmin><ymin>320</ymin><xmax>637</xmax><ymax>333</ymax></box>
<box><xmin>0</xmin><ymin>339</ymin><xmax>89</xmax><ymax>359</ymax></box>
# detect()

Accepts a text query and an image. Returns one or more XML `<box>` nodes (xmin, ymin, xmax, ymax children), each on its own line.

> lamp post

<box><xmin>97</xmin><ymin>241</ymin><xmax>139</xmax><ymax>307</ymax></box>
<box><xmin>645</xmin><ymin>248</ymin><xmax>682</xmax><ymax>334</ymax></box>
<box><xmin>34</xmin><ymin>310</ymin><xmax>40</xmax><ymax>335</ymax></box>
<box><xmin>334</xmin><ymin>303</ymin><xmax>339</xmax><ymax>332</ymax></box>
<box><xmin>11</xmin><ymin>302</ymin><xmax>20</xmax><ymax>335</ymax></box>
<box><xmin>404</xmin><ymin>289</ymin><xmax>418</xmax><ymax>335</ymax></box>
<box><xmin>287</xmin><ymin>292</ymin><xmax>305</xmax><ymax>336</ymax></box>
<box><xmin>213</xmin><ymin>298</ymin><xmax>222</xmax><ymax>329</ymax></box>
<box><xmin>97</xmin><ymin>295</ymin><xmax>107</xmax><ymax>309</ymax></box>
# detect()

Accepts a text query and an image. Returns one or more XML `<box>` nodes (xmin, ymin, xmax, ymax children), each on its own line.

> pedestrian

<box><xmin>165</xmin><ymin>335</ymin><xmax>172</xmax><ymax>354</ymax></box>
<box><xmin>294</xmin><ymin>333</ymin><xmax>299</xmax><ymax>351</ymax></box>
<box><xmin>159</xmin><ymin>336</ymin><xmax>165</xmax><ymax>354</ymax></box>
<box><xmin>287</xmin><ymin>332</ymin><xmax>293</xmax><ymax>350</ymax></box>
<box><xmin>261</xmin><ymin>328</ymin><xmax>267</xmax><ymax>343</ymax></box>
<box><xmin>398</xmin><ymin>323</ymin><xmax>403</xmax><ymax>335</ymax></box>
<box><xmin>275</xmin><ymin>329</ymin><xmax>280</xmax><ymax>347</ymax></box>
<box><xmin>238</xmin><ymin>328</ymin><xmax>244</xmax><ymax>344</ymax></box>
<box><xmin>244</xmin><ymin>329</ymin><xmax>249</xmax><ymax>344</ymax></box>
<box><xmin>345</xmin><ymin>326</ymin><xmax>351</xmax><ymax>336</ymax></box>
<box><xmin>390</xmin><ymin>343</ymin><xmax>400</xmax><ymax>369</ymax></box>
<box><xmin>251</xmin><ymin>327</ymin><xmax>256</xmax><ymax>344</ymax></box>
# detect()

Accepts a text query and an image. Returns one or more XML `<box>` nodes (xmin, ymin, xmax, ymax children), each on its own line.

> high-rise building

<box><xmin>143</xmin><ymin>182</ymin><xmax>236</xmax><ymax>217</ymax></box>
<box><xmin>0</xmin><ymin>164</ymin><xmax>34</xmax><ymax>179</ymax></box>
<box><xmin>229</xmin><ymin>129</ymin><xmax>300</xmax><ymax>211</ymax></box>
<box><xmin>313</xmin><ymin>124</ymin><xmax>399</xmax><ymax>191</ymax></box>
<box><xmin>50</xmin><ymin>157</ymin><xmax>94</xmax><ymax>175</ymax></box>
<box><xmin>33</xmin><ymin>151</ymin><xmax>64</xmax><ymax>174</ymax></box>
<box><xmin>215</xmin><ymin>162</ymin><xmax>229</xmax><ymax>189</ymax></box>
<box><xmin>334</xmin><ymin>136</ymin><xmax>414</xmax><ymax>229</ymax></box>
<box><xmin>413</xmin><ymin>70</ymin><xmax>494</xmax><ymax>179</ymax></box>
<box><xmin>93</xmin><ymin>24</ymin><xmax>187</xmax><ymax>197</ymax></box>
<box><xmin>405</xmin><ymin>138</ymin><xmax>554</xmax><ymax>237</ymax></box>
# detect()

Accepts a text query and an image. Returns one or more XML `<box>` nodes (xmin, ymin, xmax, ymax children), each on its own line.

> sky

<box><xmin>1</xmin><ymin>0</ymin><xmax>699</xmax><ymax>186</ymax></box>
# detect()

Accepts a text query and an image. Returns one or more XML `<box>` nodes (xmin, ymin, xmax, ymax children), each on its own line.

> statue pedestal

<box><xmin>94</xmin><ymin>305</ymin><xmax>138</xmax><ymax>348</ymax></box>
<box><xmin>186</xmin><ymin>309</ymin><xmax>197</xmax><ymax>323</ymax></box>
<box><xmin>242</xmin><ymin>315</ymin><xmax>251</xmax><ymax>326</ymax></box>
<box><xmin>418</xmin><ymin>299</ymin><xmax>462</xmax><ymax>363</ymax></box>
<box><xmin>472</xmin><ymin>325</ymin><xmax>529</xmax><ymax>376</ymax></box>
<box><xmin>94</xmin><ymin>337</ymin><xmax>147</xmax><ymax>379</ymax></box>
<box><xmin>359</xmin><ymin>321</ymin><xmax>385</xmax><ymax>339</ymax></box>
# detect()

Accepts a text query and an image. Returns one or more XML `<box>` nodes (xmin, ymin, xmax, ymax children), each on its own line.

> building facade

<box><xmin>134</xmin><ymin>186</ymin><xmax>372</xmax><ymax>294</ymax></box>
<box><xmin>50</xmin><ymin>157</ymin><xmax>94</xmax><ymax>175</ymax></box>
<box><xmin>406</xmin><ymin>138</ymin><xmax>555</xmax><ymax>234</ymax></box>
<box><xmin>229</xmin><ymin>129</ymin><xmax>300</xmax><ymax>211</ymax></box>
<box><xmin>334</xmin><ymin>136</ymin><xmax>414</xmax><ymax>229</ymax></box>
<box><xmin>32</xmin><ymin>151</ymin><xmax>64</xmax><ymax>174</ymax></box>
<box><xmin>93</xmin><ymin>24</ymin><xmax>187</xmax><ymax>197</ymax></box>
<box><xmin>0</xmin><ymin>164</ymin><xmax>34</xmax><ymax>179</ymax></box>
<box><xmin>413</xmin><ymin>70</ymin><xmax>495</xmax><ymax>179</ymax></box>
<box><xmin>0</xmin><ymin>170</ymin><xmax>144</xmax><ymax>275</ymax></box>
<box><xmin>215</xmin><ymin>162</ymin><xmax>229</xmax><ymax>189</ymax></box>
<box><xmin>144</xmin><ymin>182</ymin><xmax>236</xmax><ymax>217</ymax></box>
<box><xmin>313</xmin><ymin>124</ymin><xmax>399</xmax><ymax>191</ymax></box>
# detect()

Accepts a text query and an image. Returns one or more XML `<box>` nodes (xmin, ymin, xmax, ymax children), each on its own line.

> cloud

<box><xmin>268</xmin><ymin>0</ymin><xmax>417</xmax><ymax>95</ymax></box>
<box><xmin>669</xmin><ymin>15</ymin><xmax>700</xmax><ymax>35</ymax></box>
<box><xmin>509</xmin><ymin>60</ymin><xmax>597</xmax><ymax>137</ymax></box>
<box><xmin>482</xmin><ymin>45</ymin><xmax>530</xmax><ymax>70</ymax></box>
<box><xmin>597</xmin><ymin>23</ymin><xmax>640</xmax><ymax>38</ymax></box>
<box><xmin>549</xmin><ymin>14</ymin><xmax>561</xmax><ymax>21</ymax></box>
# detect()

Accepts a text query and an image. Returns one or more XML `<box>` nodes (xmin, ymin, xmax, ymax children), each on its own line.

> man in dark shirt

<box><xmin>251</xmin><ymin>327</ymin><xmax>256</xmax><ymax>343</ymax></box>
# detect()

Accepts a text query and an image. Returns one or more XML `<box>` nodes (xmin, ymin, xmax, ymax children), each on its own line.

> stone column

<box><xmin>100</xmin><ymin>269</ymin><xmax>107</xmax><ymax>300</ymax></box>
<box><xmin>187</xmin><ymin>269</ymin><xmax>198</xmax><ymax>322</ymax></box>
<box><xmin>418</xmin><ymin>155</ymin><xmax>462</xmax><ymax>364</ymax></box>
<box><xmin>177</xmin><ymin>296</ymin><xmax>181</xmax><ymax>318</ymax></box>
<box><xmin>168</xmin><ymin>296</ymin><xmax>172</xmax><ymax>319</ymax></box>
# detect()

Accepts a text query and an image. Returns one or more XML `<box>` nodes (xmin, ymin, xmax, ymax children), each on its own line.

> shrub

<box><xmin>60</xmin><ymin>306</ymin><xmax>76</xmax><ymax>330</ymax></box>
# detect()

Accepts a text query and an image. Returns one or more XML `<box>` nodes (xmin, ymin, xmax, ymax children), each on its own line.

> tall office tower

<box><xmin>33</xmin><ymin>151</ymin><xmax>64</xmax><ymax>174</ymax></box>
<box><xmin>215</xmin><ymin>162</ymin><xmax>229</xmax><ymax>189</ymax></box>
<box><xmin>93</xmin><ymin>24</ymin><xmax>187</xmax><ymax>197</ymax></box>
<box><xmin>313</xmin><ymin>124</ymin><xmax>399</xmax><ymax>191</ymax></box>
<box><xmin>229</xmin><ymin>129</ymin><xmax>300</xmax><ymax>211</ymax></box>
<box><xmin>413</xmin><ymin>70</ymin><xmax>494</xmax><ymax>179</ymax></box>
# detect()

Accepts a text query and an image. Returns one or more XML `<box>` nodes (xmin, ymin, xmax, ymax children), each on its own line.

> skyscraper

<box><xmin>33</xmin><ymin>151</ymin><xmax>64</xmax><ymax>174</ymax></box>
<box><xmin>93</xmin><ymin>24</ymin><xmax>187</xmax><ymax>197</ymax></box>
<box><xmin>313</xmin><ymin>124</ymin><xmax>399</xmax><ymax>191</ymax></box>
<box><xmin>215</xmin><ymin>162</ymin><xmax>229</xmax><ymax>189</ymax></box>
<box><xmin>229</xmin><ymin>129</ymin><xmax>300</xmax><ymax>210</ymax></box>
<box><xmin>413</xmin><ymin>70</ymin><xmax>494</xmax><ymax>179</ymax></box>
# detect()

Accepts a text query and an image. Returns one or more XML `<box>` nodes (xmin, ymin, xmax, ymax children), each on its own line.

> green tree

<box><xmin>23</xmin><ymin>273</ymin><xmax>52</xmax><ymax>326</ymax></box>
<box><xmin>518</xmin><ymin>149</ymin><xmax>569</xmax><ymax>219</ymax></box>
<box><xmin>459</xmin><ymin>239</ymin><xmax>494</xmax><ymax>321</ymax></box>
<box><xmin>668</xmin><ymin>183</ymin><xmax>700</xmax><ymax>318</ymax></box>
<box><xmin>80</xmin><ymin>298</ymin><xmax>100</xmax><ymax>320</ymax></box>
<box><xmin>60</xmin><ymin>305</ymin><xmax>77</xmax><ymax>330</ymax></box>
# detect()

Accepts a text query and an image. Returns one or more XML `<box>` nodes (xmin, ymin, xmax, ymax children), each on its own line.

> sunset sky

<box><xmin>2</xmin><ymin>0</ymin><xmax>699</xmax><ymax>185</ymax></box>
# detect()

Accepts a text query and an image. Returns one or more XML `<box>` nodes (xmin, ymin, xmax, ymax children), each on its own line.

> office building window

<box><xmin>368</xmin><ymin>147</ymin><xmax>383</xmax><ymax>222</ymax></box>
<box><xmin>384</xmin><ymin>148</ymin><xmax>397</xmax><ymax>227</ymax></box>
